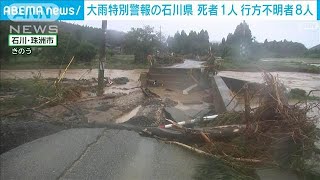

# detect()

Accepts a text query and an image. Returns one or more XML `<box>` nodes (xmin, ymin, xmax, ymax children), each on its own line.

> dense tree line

<box><xmin>210</xmin><ymin>21</ymin><xmax>310</xmax><ymax>60</ymax></box>
<box><xmin>261</xmin><ymin>39</ymin><xmax>308</xmax><ymax>58</ymax></box>
<box><xmin>166</xmin><ymin>21</ymin><xmax>315</xmax><ymax>60</ymax></box>
<box><xmin>167</xmin><ymin>30</ymin><xmax>210</xmax><ymax>56</ymax></box>
<box><xmin>305</xmin><ymin>44</ymin><xmax>320</xmax><ymax>58</ymax></box>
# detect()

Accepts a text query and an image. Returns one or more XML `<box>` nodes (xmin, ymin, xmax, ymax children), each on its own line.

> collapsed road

<box><xmin>1</xmin><ymin>59</ymin><xmax>319</xmax><ymax>179</ymax></box>
<box><xmin>0</xmin><ymin>59</ymin><xmax>219</xmax><ymax>179</ymax></box>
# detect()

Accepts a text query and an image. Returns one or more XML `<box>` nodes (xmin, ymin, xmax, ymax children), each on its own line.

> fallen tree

<box><xmin>140</xmin><ymin>124</ymin><xmax>247</xmax><ymax>143</ymax></box>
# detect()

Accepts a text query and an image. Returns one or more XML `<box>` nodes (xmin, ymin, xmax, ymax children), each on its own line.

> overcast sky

<box><xmin>68</xmin><ymin>20</ymin><xmax>320</xmax><ymax>48</ymax></box>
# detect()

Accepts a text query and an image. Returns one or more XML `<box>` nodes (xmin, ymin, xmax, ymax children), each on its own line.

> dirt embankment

<box><xmin>0</xmin><ymin>89</ymin><xmax>149</xmax><ymax>153</ymax></box>
<box><xmin>0</xmin><ymin>69</ymin><xmax>150</xmax><ymax>154</ymax></box>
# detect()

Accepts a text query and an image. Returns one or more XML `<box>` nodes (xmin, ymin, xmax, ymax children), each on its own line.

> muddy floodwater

<box><xmin>0</xmin><ymin>69</ymin><xmax>146</xmax><ymax>80</ymax></box>
<box><xmin>219</xmin><ymin>71</ymin><xmax>320</xmax><ymax>97</ymax></box>
<box><xmin>1</xmin><ymin>69</ymin><xmax>319</xmax><ymax>96</ymax></box>
<box><xmin>0</xmin><ymin>69</ymin><xmax>148</xmax><ymax>94</ymax></box>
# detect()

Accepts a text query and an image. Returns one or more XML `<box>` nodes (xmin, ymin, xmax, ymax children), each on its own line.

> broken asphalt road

<box><xmin>1</xmin><ymin>128</ymin><xmax>205</xmax><ymax>180</ymax></box>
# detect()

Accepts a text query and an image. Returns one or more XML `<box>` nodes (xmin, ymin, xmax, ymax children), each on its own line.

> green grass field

<box><xmin>106</xmin><ymin>55</ymin><xmax>148</xmax><ymax>69</ymax></box>
<box><xmin>260</xmin><ymin>58</ymin><xmax>320</xmax><ymax>64</ymax></box>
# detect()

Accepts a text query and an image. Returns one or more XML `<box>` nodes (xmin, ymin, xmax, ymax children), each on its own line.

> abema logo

<box><xmin>3</xmin><ymin>3</ymin><xmax>76</xmax><ymax>21</ymax></box>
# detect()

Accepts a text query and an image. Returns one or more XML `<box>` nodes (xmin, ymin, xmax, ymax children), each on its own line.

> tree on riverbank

<box><xmin>123</xmin><ymin>26</ymin><xmax>163</xmax><ymax>63</ymax></box>
<box><xmin>167</xmin><ymin>29</ymin><xmax>210</xmax><ymax>56</ymax></box>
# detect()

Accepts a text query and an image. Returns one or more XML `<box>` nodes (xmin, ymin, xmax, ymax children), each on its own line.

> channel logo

<box><xmin>4</xmin><ymin>3</ymin><xmax>61</xmax><ymax>21</ymax></box>
<box><xmin>0</xmin><ymin>0</ymin><xmax>84</xmax><ymax>21</ymax></box>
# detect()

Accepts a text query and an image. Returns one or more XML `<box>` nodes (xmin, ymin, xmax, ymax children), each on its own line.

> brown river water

<box><xmin>219</xmin><ymin>71</ymin><xmax>320</xmax><ymax>97</ymax></box>
<box><xmin>0</xmin><ymin>69</ymin><xmax>148</xmax><ymax>94</ymax></box>
<box><xmin>1</xmin><ymin>69</ymin><xmax>318</xmax><ymax>96</ymax></box>
<box><xmin>0</xmin><ymin>69</ymin><xmax>146</xmax><ymax>80</ymax></box>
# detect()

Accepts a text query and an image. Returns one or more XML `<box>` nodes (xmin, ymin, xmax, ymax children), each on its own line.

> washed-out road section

<box><xmin>0</xmin><ymin>128</ymin><xmax>205</xmax><ymax>180</ymax></box>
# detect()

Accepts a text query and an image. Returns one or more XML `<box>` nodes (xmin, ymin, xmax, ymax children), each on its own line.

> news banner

<box><xmin>0</xmin><ymin>0</ymin><xmax>319</xmax><ymax>50</ymax></box>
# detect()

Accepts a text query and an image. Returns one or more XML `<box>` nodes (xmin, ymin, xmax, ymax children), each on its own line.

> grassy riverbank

<box><xmin>220</xmin><ymin>58</ymin><xmax>320</xmax><ymax>74</ymax></box>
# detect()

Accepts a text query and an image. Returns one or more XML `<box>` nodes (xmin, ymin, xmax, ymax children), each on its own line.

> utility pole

<box><xmin>159</xmin><ymin>26</ymin><xmax>162</xmax><ymax>56</ymax></box>
<box><xmin>159</xmin><ymin>26</ymin><xmax>162</xmax><ymax>43</ymax></box>
<box><xmin>97</xmin><ymin>20</ymin><xmax>107</xmax><ymax>96</ymax></box>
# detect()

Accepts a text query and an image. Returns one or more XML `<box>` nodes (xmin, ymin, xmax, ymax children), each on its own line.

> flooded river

<box><xmin>0</xmin><ymin>69</ymin><xmax>147</xmax><ymax>94</ymax></box>
<box><xmin>219</xmin><ymin>71</ymin><xmax>320</xmax><ymax>97</ymax></box>
<box><xmin>2</xmin><ymin>68</ymin><xmax>318</xmax><ymax>96</ymax></box>
<box><xmin>0</xmin><ymin>69</ymin><xmax>146</xmax><ymax>80</ymax></box>
<box><xmin>163</xmin><ymin>59</ymin><xmax>320</xmax><ymax>97</ymax></box>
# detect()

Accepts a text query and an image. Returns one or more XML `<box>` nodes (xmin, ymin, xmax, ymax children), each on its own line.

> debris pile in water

<box><xmin>140</xmin><ymin>72</ymin><xmax>319</xmax><ymax>173</ymax></box>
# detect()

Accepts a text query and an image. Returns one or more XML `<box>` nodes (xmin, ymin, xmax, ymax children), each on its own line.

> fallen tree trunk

<box><xmin>200</xmin><ymin>124</ymin><xmax>247</xmax><ymax>140</ymax></box>
<box><xmin>139</xmin><ymin>128</ymin><xmax>201</xmax><ymax>143</ymax></box>
<box><xmin>139</xmin><ymin>124</ymin><xmax>247</xmax><ymax>143</ymax></box>
<box><xmin>165</xmin><ymin>141</ymin><xmax>263</xmax><ymax>164</ymax></box>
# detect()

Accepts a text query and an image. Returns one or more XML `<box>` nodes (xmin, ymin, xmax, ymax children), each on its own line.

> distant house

<box><xmin>105</xmin><ymin>43</ymin><xmax>112</xmax><ymax>48</ymax></box>
<box><xmin>106</xmin><ymin>43</ymin><xmax>122</xmax><ymax>54</ymax></box>
<box><xmin>113</xmin><ymin>46</ymin><xmax>122</xmax><ymax>54</ymax></box>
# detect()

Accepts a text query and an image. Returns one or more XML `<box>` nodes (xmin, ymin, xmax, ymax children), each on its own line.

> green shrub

<box><xmin>107</xmin><ymin>49</ymin><xmax>115</xmax><ymax>57</ymax></box>
<box><xmin>289</xmin><ymin>88</ymin><xmax>306</xmax><ymax>99</ymax></box>
<box><xmin>75</xmin><ymin>42</ymin><xmax>97</xmax><ymax>63</ymax></box>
